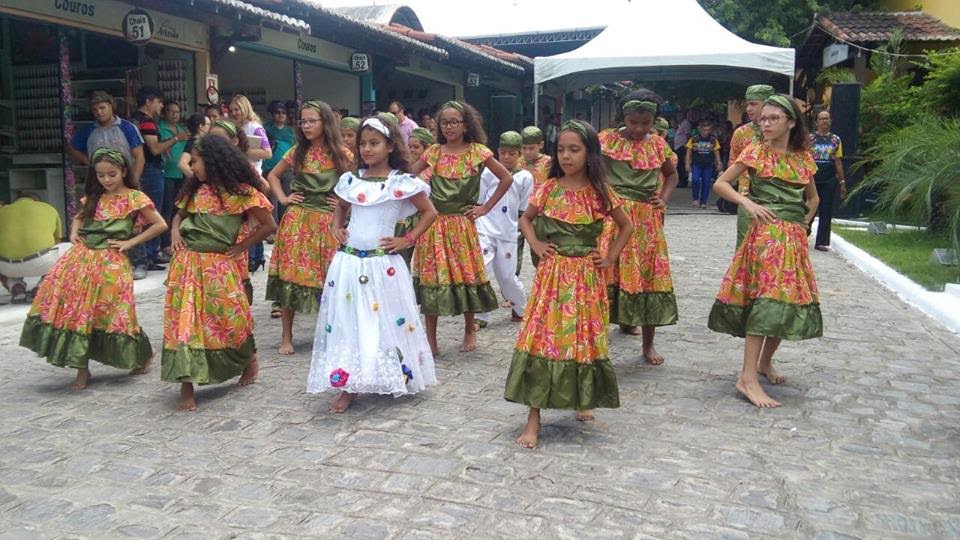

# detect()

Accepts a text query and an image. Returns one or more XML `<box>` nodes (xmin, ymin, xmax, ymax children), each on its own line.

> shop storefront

<box><xmin>376</xmin><ymin>56</ymin><xmax>461</xmax><ymax>119</ymax></box>
<box><xmin>0</xmin><ymin>0</ymin><xmax>207</xmax><ymax>222</ymax></box>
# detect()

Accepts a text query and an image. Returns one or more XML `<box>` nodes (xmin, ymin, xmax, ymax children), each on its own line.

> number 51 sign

<box><xmin>123</xmin><ymin>9</ymin><xmax>155</xmax><ymax>45</ymax></box>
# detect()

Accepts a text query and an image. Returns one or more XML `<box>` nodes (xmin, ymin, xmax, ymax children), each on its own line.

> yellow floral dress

<box><xmin>504</xmin><ymin>180</ymin><xmax>621</xmax><ymax>410</ymax></box>
<box><xmin>413</xmin><ymin>143</ymin><xmax>498</xmax><ymax>316</ymax></box>
<box><xmin>597</xmin><ymin>128</ymin><xmax>678</xmax><ymax>327</ymax></box>
<box><xmin>162</xmin><ymin>184</ymin><xmax>272</xmax><ymax>385</ymax></box>
<box><xmin>708</xmin><ymin>141</ymin><xmax>823</xmax><ymax>340</ymax></box>
<box><xmin>266</xmin><ymin>145</ymin><xmax>351</xmax><ymax>314</ymax></box>
<box><xmin>20</xmin><ymin>190</ymin><xmax>153</xmax><ymax>370</ymax></box>
<box><xmin>730</xmin><ymin>122</ymin><xmax>762</xmax><ymax>245</ymax></box>
<box><xmin>520</xmin><ymin>154</ymin><xmax>552</xmax><ymax>189</ymax></box>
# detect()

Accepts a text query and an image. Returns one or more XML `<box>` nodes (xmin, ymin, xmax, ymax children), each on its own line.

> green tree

<box><xmin>699</xmin><ymin>0</ymin><xmax>880</xmax><ymax>47</ymax></box>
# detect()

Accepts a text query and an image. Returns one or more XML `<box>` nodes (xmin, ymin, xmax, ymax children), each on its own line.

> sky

<box><xmin>316</xmin><ymin>0</ymin><xmax>632</xmax><ymax>37</ymax></box>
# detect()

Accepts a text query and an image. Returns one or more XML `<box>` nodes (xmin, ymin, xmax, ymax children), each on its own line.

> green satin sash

<box><xmin>80</xmin><ymin>217</ymin><xmax>135</xmax><ymax>249</ymax></box>
<box><xmin>180</xmin><ymin>213</ymin><xmax>243</xmax><ymax>253</ymax></box>
<box><xmin>748</xmin><ymin>176</ymin><xmax>808</xmax><ymax>225</ymax></box>
<box><xmin>430</xmin><ymin>170</ymin><xmax>483</xmax><ymax>215</ymax></box>
<box><xmin>604</xmin><ymin>158</ymin><xmax>660</xmax><ymax>202</ymax></box>
<box><xmin>535</xmin><ymin>215</ymin><xmax>603</xmax><ymax>257</ymax></box>
<box><xmin>291</xmin><ymin>170</ymin><xmax>340</xmax><ymax>212</ymax></box>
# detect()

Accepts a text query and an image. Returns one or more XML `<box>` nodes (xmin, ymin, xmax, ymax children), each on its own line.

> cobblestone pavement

<box><xmin>1</xmin><ymin>205</ymin><xmax>958</xmax><ymax>539</ymax></box>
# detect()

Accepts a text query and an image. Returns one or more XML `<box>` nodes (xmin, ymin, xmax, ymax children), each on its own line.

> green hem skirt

<box><xmin>504</xmin><ymin>350</ymin><xmax>620</xmax><ymax>410</ymax></box>
<box><xmin>20</xmin><ymin>316</ymin><xmax>152</xmax><ymax>370</ymax></box>
<box><xmin>708</xmin><ymin>298</ymin><xmax>823</xmax><ymax>341</ymax></box>
<box><xmin>608</xmin><ymin>287</ymin><xmax>679</xmax><ymax>327</ymax></box>
<box><xmin>414</xmin><ymin>279</ymin><xmax>498</xmax><ymax>316</ymax></box>
<box><xmin>160</xmin><ymin>335</ymin><xmax>257</xmax><ymax>385</ymax></box>
<box><xmin>265</xmin><ymin>277</ymin><xmax>321</xmax><ymax>314</ymax></box>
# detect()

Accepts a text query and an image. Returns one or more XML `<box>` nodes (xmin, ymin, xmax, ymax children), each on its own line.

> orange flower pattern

<box><xmin>730</xmin><ymin>123</ymin><xmax>760</xmax><ymax>193</ymax></box>
<box><xmin>735</xmin><ymin>141</ymin><xmax>817</xmax><ymax>185</ymax></box>
<box><xmin>520</xmin><ymin>154</ymin><xmax>552</xmax><ymax>188</ymax></box>
<box><xmin>421</xmin><ymin>143</ymin><xmax>493</xmax><ymax>178</ymax></box>
<box><xmin>598</xmin><ymin>129</ymin><xmax>668</xmax><ymax>170</ymax></box>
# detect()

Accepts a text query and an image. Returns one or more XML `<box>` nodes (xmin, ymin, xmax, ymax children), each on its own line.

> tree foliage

<box><xmin>916</xmin><ymin>48</ymin><xmax>960</xmax><ymax>117</ymax></box>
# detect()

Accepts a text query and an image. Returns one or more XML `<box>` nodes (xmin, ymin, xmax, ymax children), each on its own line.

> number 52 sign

<box><xmin>123</xmin><ymin>9</ymin><xmax>155</xmax><ymax>44</ymax></box>
<box><xmin>351</xmin><ymin>53</ymin><xmax>370</xmax><ymax>72</ymax></box>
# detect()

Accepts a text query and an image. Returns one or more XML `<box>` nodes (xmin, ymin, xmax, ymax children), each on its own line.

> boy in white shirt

<box><xmin>475</xmin><ymin>131</ymin><xmax>534</xmax><ymax>326</ymax></box>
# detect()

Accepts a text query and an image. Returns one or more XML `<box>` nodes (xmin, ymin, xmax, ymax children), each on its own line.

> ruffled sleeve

<box><xmin>736</xmin><ymin>142</ymin><xmax>817</xmax><ymax>185</ymax></box>
<box><xmin>471</xmin><ymin>143</ymin><xmax>494</xmax><ymax>164</ymax></box>
<box><xmin>128</xmin><ymin>190</ymin><xmax>156</xmax><ymax>228</ymax></box>
<box><xmin>734</xmin><ymin>141</ymin><xmax>764</xmax><ymax>171</ymax></box>
<box><xmin>283</xmin><ymin>145</ymin><xmax>297</xmax><ymax>167</ymax></box>
<box><xmin>529</xmin><ymin>178</ymin><xmax>554</xmax><ymax>210</ymax></box>
<box><xmin>178</xmin><ymin>184</ymin><xmax>273</xmax><ymax>215</ymax></box>
<box><xmin>421</xmin><ymin>144</ymin><xmax>441</xmax><ymax>169</ymax></box>
<box><xmin>335</xmin><ymin>171</ymin><xmax>430</xmax><ymax>220</ymax></box>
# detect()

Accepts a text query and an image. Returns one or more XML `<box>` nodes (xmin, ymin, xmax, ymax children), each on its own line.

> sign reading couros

<box><xmin>53</xmin><ymin>0</ymin><xmax>96</xmax><ymax>17</ymax></box>
<box><xmin>123</xmin><ymin>8</ymin><xmax>154</xmax><ymax>44</ymax></box>
<box><xmin>351</xmin><ymin>53</ymin><xmax>370</xmax><ymax>72</ymax></box>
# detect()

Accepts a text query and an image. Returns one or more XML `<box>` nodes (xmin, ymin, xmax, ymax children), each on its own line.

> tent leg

<box><xmin>534</xmin><ymin>84</ymin><xmax>540</xmax><ymax>127</ymax></box>
<box><xmin>789</xmin><ymin>76</ymin><xmax>794</xmax><ymax>97</ymax></box>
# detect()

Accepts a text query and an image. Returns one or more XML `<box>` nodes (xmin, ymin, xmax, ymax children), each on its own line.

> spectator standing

<box><xmin>66</xmin><ymin>91</ymin><xmax>144</xmax><ymax>175</ymax></box>
<box><xmin>674</xmin><ymin>114</ymin><xmax>692</xmax><ymax>187</ymax></box>
<box><xmin>158</xmin><ymin>101</ymin><xmax>188</xmax><ymax>257</ymax></box>
<box><xmin>810</xmin><ymin>110</ymin><xmax>847</xmax><ymax>251</ymax></box>
<box><xmin>263</xmin><ymin>100</ymin><xmax>296</xmax><ymax>221</ymax></box>
<box><xmin>685</xmin><ymin>119</ymin><xmax>723</xmax><ymax>208</ymax></box>
<box><xmin>229</xmin><ymin>95</ymin><xmax>273</xmax><ymax>174</ymax></box>
<box><xmin>388</xmin><ymin>101</ymin><xmax>419</xmax><ymax>146</ymax></box>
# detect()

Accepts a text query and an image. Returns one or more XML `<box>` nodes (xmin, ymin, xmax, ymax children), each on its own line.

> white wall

<box><xmin>301</xmin><ymin>64</ymin><xmax>359</xmax><ymax>116</ymax></box>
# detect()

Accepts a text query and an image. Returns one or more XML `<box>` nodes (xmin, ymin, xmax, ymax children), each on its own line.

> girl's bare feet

<box><xmin>758</xmin><ymin>364</ymin><xmax>785</xmax><ymax>385</ymax></box>
<box><xmin>177</xmin><ymin>383</ymin><xmax>197</xmax><ymax>411</ymax></box>
<box><xmin>238</xmin><ymin>356</ymin><xmax>259</xmax><ymax>386</ymax></box>
<box><xmin>329</xmin><ymin>391</ymin><xmax>356</xmax><ymax>413</ymax></box>
<box><xmin>642</xmin><ymin>346</ymin><xmax>665</xmax><ymax>366</ymax></box>
<box><xmin>279</xmin><ymin>310</ymin><xmax>295</xmax><ymax>355</ymax></box>
<box><xmin>278</xmin><ymin>340</ymin><xmax>295</xmax><ymax>355</ymax></box>
<box><xmin>130</xmin><ymin>357</ymin><xmax>152</xmax><ymax>376</ymax></box>
<box><xmin>516</xmin><ymin>408</ymin><xmax>541</xmax><ymax>449</ymax></box>
<box><xmin>735</xmin><ymin>375</ymin><xmax>781</xmax><ymax>408</ymax></box>
<box><xmin>426</xmin><ymin>315</ymin><xmax>440</xmax><ymax>357</ymax></box>
<box><xmin>619</xmin><ymin>324</ymin><xmax>642</xmax><ymax>335</ymax></box>
<box><xmin>71</xmin><ymin>368</ymin><xmax>91</xmax><ymax>390</ymax></box>
<box><xmin>575</xmin><ymin>410</ymin><xmax>595</xmax><ymax>422</ymax></box>
<box><xmin>460</xmin><ymin>328</ymin><xmax>478</xmax><ymax>352</ymax></box>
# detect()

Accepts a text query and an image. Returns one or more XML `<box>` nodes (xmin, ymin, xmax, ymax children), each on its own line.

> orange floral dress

<box><xmin>266</xmin><ymin>145</ymin><xmax>351</xmax><ymax>314</ymax></box>
<box><xmin>597</xmin><ymin>128</ymin><xmax>678</xmax><ymax>327</ymax></box>
<box><xmin>504</xmin><ymin>180</ymin><xmax>621</xmax><ymax>410</ymax></box>
<box><xmin>730</xmin><ymin>122</ymin><xmax>762</xmax><ymax>245</ymax></box>
<box><xmin>708</xmin><ymin>141</ymin><xmax>822</xmax><ymax>340</ymax></box>
<box><xmin>20</xmin><ymin>190</ymin><xmax>153</xmax><ymax>370</ymax></box>
<box><xmin>162</xmin><ymin>184</ymin><xmax>272</xmax><ymax>385</ymax></box>
<box><xmin>413</xmin><ymin>143</ymin><xmax>498</xmax><ymax>316</ymax></box>
<box><xmin>520</xmin><ymin>154</ymin><xmax>552</xmax><ymax>189</ymax></box>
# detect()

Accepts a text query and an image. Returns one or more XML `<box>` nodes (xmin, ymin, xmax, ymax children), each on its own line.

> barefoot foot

<box><xmin>328</xmin><ymin>392</ymin><xmax>356</xmax><ymax>413</ymax></box>
<box><xmin>460</xmin><ymin>329</ymin><xmax>478</xmax><ymax>352</ymax></box>
<box><xmin>758</xmin><ymin>364</ymin><xmax>786</xmax><ymax>385</ymax></box>
<box><xmin>278</xmin><ymin>340</ymin><xmax>295</xmax><ymax>355</ymax></box>
<box><xmin>620</xmin><ymin>324</ymin><xmax>642</xmax><ymax>336</ymax></box>
<box><xmin>130</xmin><ymin>357</ymin><xmax>152</xmax><ymax>376</ymax></box>
<box><xmin>516</xmin><ymin>409</ymin><xmax>541</xmax><ymax>449</ymax></box>
<box><xmin>642</xmin><ymin>346</ymin><xmax>665</xmax><ymax>366</ymax></box>
<box><xmin>575</xmin><ymin>410</ymin><xmax>595</xmax><ymax>422</ymax></box>
<box><xmin>735</xmin><ymin>376</ymin><xmax>781</xmax><ymax>408</ymax></box>
<box><xmin>177</xmin><ymin>383</ymin><xmax>197</xmax><ymax>411</ymax></box>
<box><xmin>71</xmin><ymin>368</ymin><xmax>91</xmax><ymax>390</ymax></box>
<box><xmin>238</xmin><ymin>357</ymin><xmax>259</xmax><ymax>386</ymax></box>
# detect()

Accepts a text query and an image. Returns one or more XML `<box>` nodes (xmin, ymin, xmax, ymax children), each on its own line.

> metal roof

<box><xmin>203</xmin><ymin>0</ymin><xmax>311</xmax><ymax>31</ymax></box>
<box><xmin>381</xmin><ymin>24</ymin><xmax>527</xmax><ymax>75</ymax></box>
<box><xmin>332</xmin><ymin>5</ymin><xmax>424</xmax><ymax>31</ymax></box>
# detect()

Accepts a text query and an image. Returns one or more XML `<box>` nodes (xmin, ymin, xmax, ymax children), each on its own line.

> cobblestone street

<box><xmin>1</xmin><ymin>208</ymin><xmax>958</xmax><ymax>539</ymax></box>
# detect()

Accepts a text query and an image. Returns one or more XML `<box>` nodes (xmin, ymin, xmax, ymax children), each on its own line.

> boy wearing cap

<box><xmin>475</xmin><ymin>131</ymin><xmax>534</xmax><ymax>327</ymax></box>
<box><xmin>516</xmin><ymin>126</ymin><xmax>552</xmax><ymax>274</ymax></box>
<box><xmin>730</xmin><ymin>84</ymin><xmax>774</xmax><ymax>244</ymax></box>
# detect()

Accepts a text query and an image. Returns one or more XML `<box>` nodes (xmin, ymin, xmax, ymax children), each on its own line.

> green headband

<box><xmin>92</xmin><ymin>147</ymin><xmax>127</xmax><ymax>168</ymax></box>
<box><xmin>440</xmin><ymin>100</ymin><xmax>465</xmax><ymax>114</ymax></box>
<box><xmin>410</xmin><ymin>127</ymin><xmax>435</xmax><ymax>145</ymax></box>
<box><xmin>380</xmin><ymin>112</ymin><xmax>399</xmax><ymax>126</ymax></box>
<box><xmin>655</xmin><ymin>117</ymin><xmax>669</xmax><ymax>132</ymax></box>
<box><xmin>560</xmin><ymin>120</ymin><xmax>588</xmax><ymax>139</ymax></box>
<box><xmin>622</xmin><ymin>100</ymin><xmax>657</xmax><ymax>116</ymax></box>
<box><xmin>520</xmin><ymin>126</ymin><xmax>544</xmax><ymax>144</ymax></box>
<box><xmin>499</xmin><ymin>130</ymin><xmax>522</xmax><ymax>148</ymax></box>
<box><xmin>213</xmin><ymin>119</ymin><xmax>238</xmax><ymax>138</ymax></box>
<box><xmin>765</xmin><ymin>95</ymin><xmax>797</xmax><ymax>120</ymax></box>
<box><xmin>340</xmin><ymin>116</ymin><xmax>360</xmax><ymax>131</ymax></box>
<box><xmin>745</xmin><ymin>84</ymin><xmax>775</xmax><ymax>102</ymax></box>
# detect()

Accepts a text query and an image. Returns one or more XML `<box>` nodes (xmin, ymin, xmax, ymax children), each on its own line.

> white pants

<box><xmin>0</xmin><ymin>243</ymin><xmax>71</xmax><ymax>291</ymax></box>
<box><xmin>477</xmin><ymin>234</ymin><xmax>526</xmax><ymax>322</ymax></box>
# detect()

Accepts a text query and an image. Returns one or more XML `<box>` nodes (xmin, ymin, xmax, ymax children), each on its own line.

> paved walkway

<box><xmin>1</xmin><ymin>204</ymin><xmax>958</xmax><ymax>539</ymax></box>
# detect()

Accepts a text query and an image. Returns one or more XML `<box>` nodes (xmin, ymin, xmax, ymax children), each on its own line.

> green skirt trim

<box><xmin>265</xmin><ymin>277</ymin><xmax>321</xmax><ymax>314</ymax></box>
<box><xmin>608</xmin><ymin>287</ymin><xmax>678</xmax><ymax>327</ymax></box>
<box><xmin>20</xmin><ymin>316</ymin><xmax>152</xmax><ymax>370</ymax></box>
<box><xmin>504</xmin><ymin>350</ymin><xmax>620</xmax><ymax>410</ymax></box>
<box><xmin>160</xmin><ymin>335</ymin><xmax>256</xmax><ymax>385</ymax></box>
<box><xmin>736</xmin><ymin>205</ymin><xmax>751</xmax><ymax>247</ymax></box>
<box><xmin>708</xmin><ymin>298</ymin><xmax>823</xmax><ymax>341</ymax></box>
<box><xmin>414</xmin><ymin>279</ymin><xmax>498</xmax><ymax>316</ymax></box>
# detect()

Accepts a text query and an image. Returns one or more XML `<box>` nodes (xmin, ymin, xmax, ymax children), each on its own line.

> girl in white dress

<box><xmin>308</xmin><ymin>114</ymin><xmax>439</xmax><ymax>413</ymax></box>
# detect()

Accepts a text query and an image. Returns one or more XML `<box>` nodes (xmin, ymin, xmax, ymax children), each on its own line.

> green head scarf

<box><xmin>340</xmin><ymin>116</ymin><xmax>360</xmax><ymax>131</ymax></box>
<box><xmin>213</xmin><ymin>119</ymin><xmax>239</xmax><ymax>138</ymax></box>
<box><xmin>440</xmin><ymin>100</ymin><xmax>465</xmax><ymax>114</ymax></box>
<box><xmin>520</xmin><ymin>126</ymin><xmax>544</xmax><ymax>144</ymax></box>
<box><xmin>765</xmin><ymin>94</ymin><xmax>797</xmax><ymax>120</ymax></box>
<box><xmin>302</xmin><ymin>100</ymin><xmax>326</xmax><ymax>115</ymax></box>
<box><xmin>745</xmin><ymin>84</ymin><xmax>775</xmax><ymax>102</ymax></box>
<box><xmin>91</xmin><ymin>147</ymin><xmax>128</xmax><ymax>168</ymax></box>
<box><xmin>655</xmin><ymin>117</ymin><xmax>669</xmax><ymax>133</ymax></box>
<box><xmin>499</xmin><ymin>130</ymin><xmax>522</xmax><ymax>148</ymax></box>
<box><xmin>410</xmin><ymin>127</ymin><xmax>435</xmax><ymax>146</ymax></box>
<box><xmin>560</xmin><ymin>120</ymin><xmax>589</xmax><ymax>140</ymax></box>
<box><xmin>380</xmin><ymin>112</ymin><xmax>399</xmax><ymax>126</ymax></box>
<box><xmin>622</xmin><ymin>100</ymin><xmax>657</xmax><ymax>116</ymax></box>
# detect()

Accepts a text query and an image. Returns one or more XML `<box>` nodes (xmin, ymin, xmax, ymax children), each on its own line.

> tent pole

<box><xmin>534</xmin><ymin>84</ymin><xmax>540</xmax><ymax>127</ymax></box>
<box><xmin>789</xmin><ymin>76</ymin><xmax>795</xmax><ymax>97</ymax></box>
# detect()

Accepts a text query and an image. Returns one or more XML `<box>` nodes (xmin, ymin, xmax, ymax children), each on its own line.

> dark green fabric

<box><xmin>180</xmin><ymin>212</ymin><xmax>243</xmax><ymax>253</ymax></box>
<box><xmin>243</xmin><ymin>279</ymin><xmax>253</xmax><ymax>305</ymax></box>
<box><xmin>430</xmin><ymin>171</ymin><xmax>482</xmax><ymax>215</ymax></box>
<box><xmin>535</xmin><ymin>215</ymin><xmax>602</xmax><ymax>257</ymax></box>
<box><xmin>604</xmin><ymin>158</ymin><xmax>659</xmax><ymax>202</ymax></box>
<box><xmin>748</xmin><ymin>176</ymin><xmax>808</xmax><ymax>225</ymax></box>
<box><xmin>79</xmin><ymin>216</ymin><xmax>136</xmax><ymax>249</ymax></box>
<box><xmin>160</xmin><ymin>335</ymin><xmax>256</xmax><ymax>385</ymax></box>
<box><xmin>395</xmin><ymin>216</ymin><xmax>417</xmax><ymax>268</ymax></box>
<box><xmin>708</xmin><ymin>298</ymin><xmax>823</xmax><ymax>341</ymax></box>
<box><xmin>291</xmin><ymin>170</ymin><xmax>340</xmax><ymax>212</ymax></box>
<box><xmin>736</xmin><ymin>204</ymin><xmax>752</xmax><ymax>247</ymax></box>
<box><xmin>608</xmin><ymin>288</ymin><xmax>678</xmax><ymax>327</ymax></box>
<box><xmin>20</xmin><ymin>316</ymin><xmax>152</xmax><ymax>370</ymax></box>
<box><xmin>414</xmin><ymin>278</ymin><xmax>498</xmax><ymax>316</ymax></box>
<box><xmin>265</xmin><ymin>277</ymin><xmax>321</xmax><ymax>314</ymax></box>
<box><xmin>504</xmin><ymin>350</ymin><xmax>620</xmax><ymax>410</ymax></box>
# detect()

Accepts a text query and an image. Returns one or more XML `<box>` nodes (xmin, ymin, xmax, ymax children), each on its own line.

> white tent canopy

<box><xmin>534</xmin><ymin>0</ymin><xmax>795</xmax><ymax>89</ymax></box>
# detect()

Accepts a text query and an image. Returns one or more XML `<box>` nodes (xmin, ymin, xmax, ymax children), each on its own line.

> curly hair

<box><xmin>436</xmin><ymin>101</ymin><xmax>487</xmax><ymax>145</ymax></box>
<box><xmin>82</xmin><ymin>150</ymin><xmax>138</xmax><ymax>219</ymax></box>
<box><xmin>548</xmin><ymin>120</ymin><xmax>613</xmax><ymax>214</ymax></box>
<box><xmin>292</xmin><ymin>100</ymin><xmax>352</xmax><ymax>176</ymax></box>
<box><xmin>616</xmin><ymin>87</ymin><xmax>664</xmax><ymax>122</ymax></box>
<box><xmin>356</xmin><ymin>113</ymin><xmax>411</xmax><ymax>172</ymax></box>
<box><xmin>177</xmin><ymin>135</ymin><xmax>260</xmax><ymax>205</ymax></box>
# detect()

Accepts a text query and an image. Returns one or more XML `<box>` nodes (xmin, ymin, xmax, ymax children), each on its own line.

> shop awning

<box><xmin>201</xmin><ymin>0</ymin><xmax>311</xmax><ymax>32</ymax></box>
<box><xmin>379</xmin><ymin>23</ymin><xmax>528</xmax><ymax>76</ymax></box>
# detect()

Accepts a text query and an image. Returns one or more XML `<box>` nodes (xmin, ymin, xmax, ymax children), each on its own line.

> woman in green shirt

<box><xmin>159</xmin><ymin>101</ymin><xmax>188</xmax><ymax>258</ymax></box>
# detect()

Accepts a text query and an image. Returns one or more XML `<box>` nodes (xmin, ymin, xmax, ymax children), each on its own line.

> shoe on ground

<box><xmin>147</xmin><ymin>263</ymin><xmax>166</xmax><ymax>271</ymax></box>
<box><xmin>815</xmin><ymin>245</ymin><xmax>830</xmax><ymax>252</ymax></box>
<box><xmin>133</xmin><ymin>265</ymin><xmax>148</xmax><ymax>280</ymax></box>
<box><xmin>156</xmin><ymin>253</ymin><xmax>171</xmax><ymax>264</ymax></box>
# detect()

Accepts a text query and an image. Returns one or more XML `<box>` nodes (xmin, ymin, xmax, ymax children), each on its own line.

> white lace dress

<box><xmin>307</xmin><ymin>170</ymin><xmax>437</xmax><ymax>396</ymax></box>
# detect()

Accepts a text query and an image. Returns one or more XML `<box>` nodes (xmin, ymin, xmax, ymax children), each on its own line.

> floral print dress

<box><xmin>161</xmin><ymin>184</ymin><xmax>272</xmax><ymax>385</ymax></box>
<box><xmin>730</xmin><ymin>122</ymin><xmax>762</xmax><ymax>245</ymax></box>
<box><xmin>20</xmin><ymin>190</ymin><xmax>154</xmax><ymax>370</ymax></box>
<box><xmin>597</xmin><ymin>128</ymin><xmax>678</xmax><ymax>327</ymax></box>
<box><xmin>266</xmin><ymin>145</ymin><xmax>351</xmax><ymax>314</ymax></box>
<box><xmin>412</xmin><ymin>143</ymin><xmax>498</xmax><ymax>316</ymax></box>
<box><xmin>708</xmin><ymin>141</ymin><xmax>823</xmax><ymax>340</ymax></box>
<box><xmin>504</xmin><ymin>180</ymin><xmax>621</xmax><ymax>411</ymax></box>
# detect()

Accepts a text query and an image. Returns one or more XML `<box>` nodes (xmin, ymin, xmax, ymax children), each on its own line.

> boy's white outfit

<box><xmin>476</xmin><ymin>166</ymin><xmax>534</xmax><ymax>322</ymax></box>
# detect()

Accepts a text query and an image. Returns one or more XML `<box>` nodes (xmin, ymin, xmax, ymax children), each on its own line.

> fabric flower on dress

<box><xmin>329</xmin><ymin>368</ymin><xmax>350</xmax><ymax>388</ymax></box>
